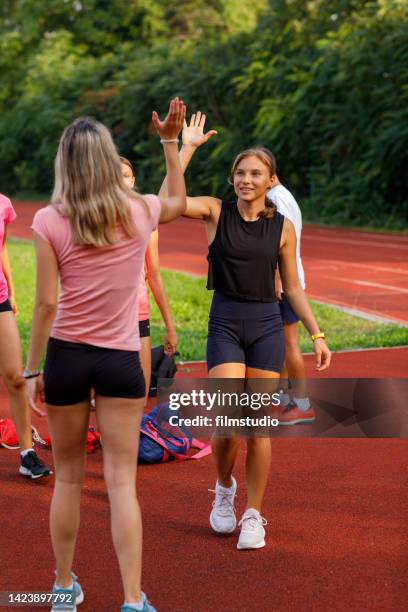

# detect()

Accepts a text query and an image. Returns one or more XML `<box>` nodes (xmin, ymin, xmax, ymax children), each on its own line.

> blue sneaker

<box><xmin>51</xmin><ymin>572</ymin><xmax>84</xmax><ymax>611</ymax></box>
<box><xmin>121</xmin><ymin>592</ymin><xmax>156</xmax><ymax>612</ymax></box>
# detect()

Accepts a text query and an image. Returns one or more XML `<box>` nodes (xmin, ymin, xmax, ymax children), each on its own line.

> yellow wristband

<box><xmin>311</xmin><ymin>332</ymin><xmax>325</xmax><ymax>341</ymax></box>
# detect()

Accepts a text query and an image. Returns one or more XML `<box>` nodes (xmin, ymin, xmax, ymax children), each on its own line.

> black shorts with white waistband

<box><xmin>44</xmin><ymin>337</ymin><xmax>145</xmax><ymax>406</ymax></box>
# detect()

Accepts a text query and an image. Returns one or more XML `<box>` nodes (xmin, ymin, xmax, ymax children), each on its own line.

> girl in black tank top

<box><xmin>207</xmin><ymin>199</ymin><xmax>284</xmax><ymax>302</ymax></box>
<box><xmin>159</xmin><ymin>113</ymin><xmax>331</xmax><ymax>552</ymax></box>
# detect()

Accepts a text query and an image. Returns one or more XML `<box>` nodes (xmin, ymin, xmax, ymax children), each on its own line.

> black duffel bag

<box><xmin>148</xmin><ymin>345</ymin><xmax>178</xmax><ymax>397</ymax></box>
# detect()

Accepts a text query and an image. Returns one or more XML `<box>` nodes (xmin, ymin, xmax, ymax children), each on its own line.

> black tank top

<box><xmin>207</xmin><ymin>200</ymin><xmax>285</xmax><ymax>302</ymax></box>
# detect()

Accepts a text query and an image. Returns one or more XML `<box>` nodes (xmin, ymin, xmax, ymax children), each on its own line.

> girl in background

<box><xmin>0</xmin><ymin>193</ymin><xmax>50</xmax><ymax>479</ymax></box>
<box><xmin>121</xmin><ymin>157</ymin><xmax>177</xmax><ymax>398</ymax></box>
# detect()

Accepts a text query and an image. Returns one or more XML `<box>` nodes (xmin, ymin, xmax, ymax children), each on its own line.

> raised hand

<box><xmin>182</xmin><ymin>111</ymin><xmax>217</xmax><ymax>148</ymax></box>
<box><xmin>152</xmin><ymin>97</ymin><xmax>186</xmax><ymax>141</ymax></box>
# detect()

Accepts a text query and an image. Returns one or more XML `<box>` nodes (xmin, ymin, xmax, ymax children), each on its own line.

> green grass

<box><xmin>9</xmin><ymin>239</ymin><xmax>408</xmax><ymax>362</ymax></box>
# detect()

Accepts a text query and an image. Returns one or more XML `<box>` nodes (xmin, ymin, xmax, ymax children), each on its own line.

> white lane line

<box><xmin>305</xmin><ymin>261</ymin><xmax>408</xmax><ymax>276</ymax></box>
<box><xmin>309</xmin><ymin>273</ymin><xmax>408</xmax><ymax>295</ymax></box>
<box><xmin>328</xmin><ymin>344</ymin><xmax>408</xmax><ymax>354</ymax></box>
<box><xmin>352</xmin><ymin>280</ymin><xmax>408</xmax><ymax>294</ymax></box>
<box><xmin>303</xmin><ymin>235</ymin><xmax>408</xmax><ymax>250</ymax></box>
<box><xmin>307</xmin><ymin>296</ymin><xmax>408</xmax><ymax>326</ymax></box>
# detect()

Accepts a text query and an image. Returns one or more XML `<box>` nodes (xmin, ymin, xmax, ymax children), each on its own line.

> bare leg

<box><xmin>96</xmin><ymin>395</ymin><xmax>144</xmax><ymax>603</ymax></box>
<box><xmin>209</xmin><ymin>363</ymin><xmax>245</xmax><ymax>487</ymax></box>
<box><xmin>211</xmin><ymin>436</ymin><xmax>240</xmax><ymax>487</ymax></box>
<box><xmin>283</xmin><ymin>322</ymin><xmax>307</xmax><ymax>398</ymax></box>
<box><xmin>0</xmin><ymin>311</ymin><xmax>32</xmax><ymax>450</ymax></box>
<box><xmin>47</xmin><ymin>401</ymin><xmax>90</xmax><ymax>587</ymax></box>
<box><xmin>243</xmin><ymin>438</ymin><xmax>271</xmax><ymax>511</ymax></box>
<box><xmin>245</xmin><ymin>367</ymin><xmax>280</xmax><ymax>511</ymax></box>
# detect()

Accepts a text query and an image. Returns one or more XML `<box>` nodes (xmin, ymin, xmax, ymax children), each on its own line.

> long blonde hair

<box><xmin>229</xmin><ymin>147</ymin><xmax>278</xmax><ymax>219</ymax></box>
<box><xmin>52</xmin><ymin>117</ymin><xmax>147</xmax><ymax>246</ymax></box>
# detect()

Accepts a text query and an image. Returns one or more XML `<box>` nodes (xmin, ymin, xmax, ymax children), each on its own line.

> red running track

<box><xmin>178</xmin><ymin>347</ymin><xmax>408</xmax><ymax>378</ymax></box>
<box><xmin>9</xmin><ymin>201</ymin><xmax>408</xmax><ymax>324</ymax></box>
<box><xmin>0</xmin><ymin>396</ymin><xmax>406</xmax><ymax>612</ymax></box>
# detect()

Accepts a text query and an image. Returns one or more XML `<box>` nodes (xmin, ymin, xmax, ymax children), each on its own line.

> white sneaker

<box><xmin>209</xmin><ymin>476</ymin><xmax>237</xmax><ymax>534</ymax></box>
<box><xmin>237</xmin><ymin>508</ymin><xmax>267</xmax><ymax>550</ymax></box>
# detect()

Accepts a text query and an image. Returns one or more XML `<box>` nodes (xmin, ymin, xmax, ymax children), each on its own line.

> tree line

<box><xmin>1</xmin><ymin>0</ymin><xmax>407</xmax><ymax>227</ymax></box>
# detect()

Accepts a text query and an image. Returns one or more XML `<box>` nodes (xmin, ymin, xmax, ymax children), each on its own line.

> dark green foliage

<box><xmin>0</xmin><ymin>0</ymin><xmax>407</xmax><ymax>228</ymax></box>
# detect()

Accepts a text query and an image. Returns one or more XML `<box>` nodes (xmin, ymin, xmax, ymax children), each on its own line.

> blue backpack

<box><xmin>138</xmin><ymin>404</ymin><xmax>211</xmax><ymax>464</ymax></box>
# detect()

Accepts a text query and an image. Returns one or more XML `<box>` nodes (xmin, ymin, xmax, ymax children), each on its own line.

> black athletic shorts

<box><xmin>139</xmin><ymin>319</ymin><xmax>150</xmax><ymax>338</ymax></box>
<box><xmin>0</xmin><ymin>298</ymin><xmax>12</xmax><ymax>313</ymax></box>
<box><xmin>207</xmin><ymin>292</ymin><xmax>285</xmax><ymax>373</ymax></box>
<box><xmin>44</xmin><ymin>337</ymin><xmax>145</xmax><ymax>406</ymax></box>
<box><xmin>279</xmin><ymin>293</ymin><xmax>300</xmax><ymax>325</ymax></box>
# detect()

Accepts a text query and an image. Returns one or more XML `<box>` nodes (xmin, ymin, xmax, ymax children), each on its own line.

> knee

<box><xmin>55</xmin><ymin>470</ymin><xmax>84</xmax><ymax>488</ymax></box>
<box><xmin>3</xmin><ymin>369</ymin><xmax>25</xmax><ymax>393</ymax></box>
<box><xmin>104</xmin><ymin>464</ymin><xmax>136</xmax><ymax>492</ymax></box>
<box><xmin>284</xmin><ymin>334</ymin><xmax>299</xmax><ymax>351</ymax></box>
<box><xmin>246</xmin><ymin>437</ymin><xmax>270</xmax><ymax>452</ymax></box>
<box><xmin>54</xmin><ymin>456</ymin><xmax>85</xmax><ymax>486</ymax></box>
<box><xmin>285</xmin><ymin>341</ymin><xmax>303</xmax><ymax>363</ymax></box>
<box><xmin>212</xmin><ymin>437</ymin><xmax>239</xmax><ymax>452</ymax></box>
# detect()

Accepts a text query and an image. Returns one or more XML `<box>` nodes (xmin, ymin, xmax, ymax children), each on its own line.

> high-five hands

<box><xmin>182</xmin><ymin>111</ymin><xmax>217</xmax><ymax>148</ymax></box>
<box><xmin>152</xmin><ymin>98</ymin><xmax>186</xmax><ymax>141</ymax></box>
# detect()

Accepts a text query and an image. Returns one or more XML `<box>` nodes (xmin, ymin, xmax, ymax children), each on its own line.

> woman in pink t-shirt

<box><xmin>26</xmin><ymin>99</ymin><xmax>186</xmax><ymax>612</ymax></box>
<box><xmin>121</xmin><ymin>157</ymin><xmax>177</xmax><ymax>399</ymax></box>
<box><xmin>0</xmin><ymin>194</ymin><xmax>50</xmax><ymax>478</ymax></box>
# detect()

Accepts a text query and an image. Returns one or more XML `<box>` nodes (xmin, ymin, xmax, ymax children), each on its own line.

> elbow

<box><xmin>178</xmin><ymin>196</ymin><xmax>187</xmax><ymax>216</ymax></box>
<box><xmin>164</xmin><ymin>196</ymin><xmax>187</xmax><ymax>220</ymax></box>
<box><xmin>283</xmin><ymin>282</ymin><xmax>302</xmax><ymax>298</ymax></box>
<box><xmin>36</xmin><ymin>302</ymin><xmax>57</xmax><ymax>317</ymax></box>
<box><xmin>148</xmin><ymin>273</ymin><xmax>162</xmax><ymax>289</ymax></box>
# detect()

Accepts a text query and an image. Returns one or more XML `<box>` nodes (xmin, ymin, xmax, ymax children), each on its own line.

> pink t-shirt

<box><xmin>32</xmin><ymin>194</ymin><xmax>161</xmax><ymax>351</ymax></box>
<box><xmin>0</xmin><ymin>194</ymin><xmax>17</xmax><ymax>303</ymax></box>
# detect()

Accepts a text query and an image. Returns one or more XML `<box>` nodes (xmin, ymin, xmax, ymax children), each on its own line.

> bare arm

<box><xmin>158</xmin><ymin>112</ymin><xmax>220</xmax><ymax>222</ymax></box>
<box><xmin>279</xmin><ymin>218</ymin><xmax>331</xmax><ymax>371</ymax></box>
<box><xmin>1</xmin><ymin>227</ymin><xmax>16</xmax><ymax>313</ymax></box>
<box><xmin>146</xmin><ymin>229</ymin><xmax>177</xmax><ymax>354</ymax></box>
<box><xmin>151</xmin><ymin>98</ymin><xmax>187</xmax><ymax>223</ymax></box>
<box><xmin>25</xmin><ymin>233</ymin><xmax>59</xmax><ymax>407</ymax></box>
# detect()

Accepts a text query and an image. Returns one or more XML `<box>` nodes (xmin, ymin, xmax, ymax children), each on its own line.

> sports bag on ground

<box><xmin>0</xmin><ymin>418</ymin><xmax>19</xmax><ymax>448</ymax></box>
<box><xmin>42</xmin><ymin>427</ymin><xmax>101</xmax><ymax>454</ymax></box>
<box><xmin>138</xmin><ymin>404</ymin><xmax>211</xmax><ymax>464</ymax></box>
<box><xmin>0</xmin><ymin>418</ymin><xmax>46</xmax><ymax>449</ymax></box>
